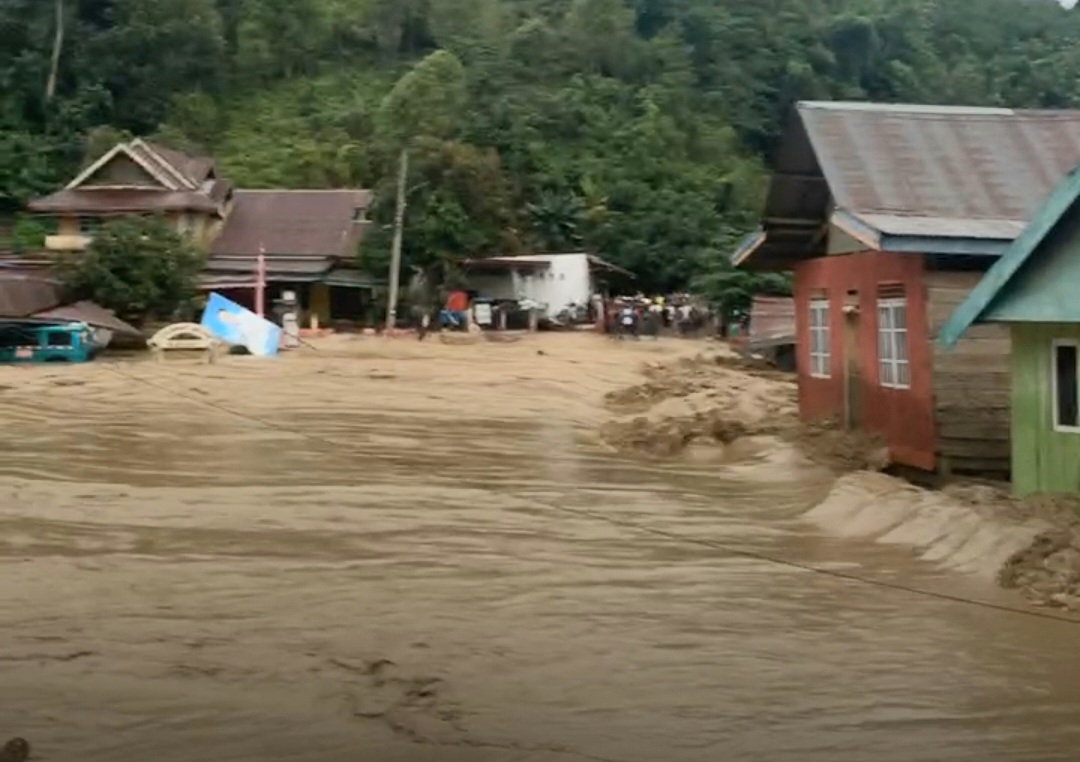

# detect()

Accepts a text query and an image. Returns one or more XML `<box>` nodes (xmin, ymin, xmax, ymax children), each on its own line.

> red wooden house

<box><xmin>735</xmin><ymin>102</ymin><xmax>1080</xmax><ymax>475</ymax></box>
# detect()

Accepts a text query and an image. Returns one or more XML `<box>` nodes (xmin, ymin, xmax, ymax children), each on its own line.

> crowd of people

<box><xmin>600</xmin><ymin>294</ymin><xmax>715</xmax><ymax>339</ymax></box>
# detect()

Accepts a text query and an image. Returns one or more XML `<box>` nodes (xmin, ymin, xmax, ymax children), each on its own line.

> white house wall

<box><xmin>517</xmin><ymin>254</ymin><xmax>593</xmax><ymax>317</ymax></box>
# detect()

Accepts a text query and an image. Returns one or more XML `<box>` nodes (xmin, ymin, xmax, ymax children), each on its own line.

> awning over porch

<box><xmin>198</xmin><ymin>256</ymin><xmax>382</xmax><ymax>291</ymax></box>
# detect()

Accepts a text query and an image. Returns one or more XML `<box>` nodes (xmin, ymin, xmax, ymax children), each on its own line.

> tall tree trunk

<box><xmin>46</xmin><ymin>0</ymin><xmax>64</xmax><ymax>101</ymax></box>
<box><xmin>385</xmin><ymin>147</ymin><xmax>409</xmax><ymax>331</ymax></box>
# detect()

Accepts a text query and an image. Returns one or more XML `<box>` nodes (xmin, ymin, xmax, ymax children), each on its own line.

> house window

<box><xmin>1052</xmin><ymin>340</ymin><xmax>1080</xmax><ymax>432</ymax></box>
<box><xmin>808</xmin><ymin>297</ymin><xmax>830</xmax><ymax>378</ymax></box>
<box><xmin>877</xmin><ymin>291</ymin><xmax>910</xmax><ymax>389</ymax></box>
<box><xmin>78</xmin><ymin>216</ymin><xmax>106</xmax><ymax>235</ymax></box>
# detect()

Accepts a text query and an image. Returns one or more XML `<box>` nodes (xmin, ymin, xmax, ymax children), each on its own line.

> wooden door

<box><xmin>842</xmin><ymin>291</ymin><xmax>862</xmax><ymax>429</ymax></box>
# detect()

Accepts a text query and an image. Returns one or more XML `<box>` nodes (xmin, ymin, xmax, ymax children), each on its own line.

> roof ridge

<box><xmin>798</xmin><ymin>101</ymin><xmax>1080</xmax><ymax>119</ymax></box>
<box><xmin>130</xmin><ymin>139</ymin><xmax>196</xmax><ymax>189</ymax></box>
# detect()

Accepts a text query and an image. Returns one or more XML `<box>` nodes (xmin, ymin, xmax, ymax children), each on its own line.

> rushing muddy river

<box><xmin>2</xmin><ymin>335</ymin><xmax>1080</xmax><ymax>762</ymax></box>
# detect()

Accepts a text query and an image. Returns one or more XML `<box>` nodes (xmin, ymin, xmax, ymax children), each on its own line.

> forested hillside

<box><xmin>4</xmin><ymin>0</ymin><xmax>1080</xmax><ymax>298</ymax></box>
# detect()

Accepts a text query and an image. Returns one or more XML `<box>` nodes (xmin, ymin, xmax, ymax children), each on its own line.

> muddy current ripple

<box><xmin>2</xmin><ymin>337</ymin><xmax>1080</xmax><ymax>762</ymax></box>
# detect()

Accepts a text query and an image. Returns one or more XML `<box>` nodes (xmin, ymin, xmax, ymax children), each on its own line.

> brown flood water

<box><xmin>2</xmin><ymin>334</ymin><xmax>1080</xmax><ymax>762</ymax></box>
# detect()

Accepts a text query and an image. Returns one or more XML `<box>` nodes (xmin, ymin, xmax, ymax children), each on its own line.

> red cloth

<box><xmin>446</xmin><ymin>290</ymin><xmax>469</xmax><ymax>311</ymax></box>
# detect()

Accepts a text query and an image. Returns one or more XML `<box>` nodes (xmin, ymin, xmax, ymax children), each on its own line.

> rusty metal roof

<box><xmin>142</xmin><ymin>142</ymin><xmax>215</xmax><ymax>186</ymax></box>
<box><xmin>204</xmin><ymin>255</ymin><xmax>333</xmax><ymax>283</ymax></box>
<box><xmin>209</xmin><ymin>190</ymin><xmax>373</xmax><ymax>259</ymax></box>
<box><xmin>799</xmin><ymin>101</ymin><xmax>1080</xmax><ymax>227</ymax></box>
<box><xmin>0</xmin><ymin>272</ymin><xmax>61</xmax><ymax>318</ymax></box>
<box><xmin>747</xmin><ymin>296</ymin><xmax>795</xmax><ymax>349</ymax></box>
<box><xmin>741</xmin><ymin>101</ymin><xmax>1080</xmax><ymax>269</ymax></box>
<box><xmin>30</xmin><ymin>301</ymin><xmax>142</xmax><ymax>337</ymax></box>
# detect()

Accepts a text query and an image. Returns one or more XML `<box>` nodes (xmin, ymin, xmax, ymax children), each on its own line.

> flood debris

<box><xmin>996</xmin><ymin>494</ymin><xmax>1080</xmax><ymax>609</ymax></box>
<box><xmin>601</xmin><ymin>350</ymin><xmax>1080</xmax><ymax>609</ymax></box>
<box><xmin>599</xmin><ymin>350</ymin><xmax>887</xmax><ymax>471</ymax></box>
<box><xmin>0</xmin><ymin>738</ymin><xmax>29</xmax><ymax>762</ymax></box>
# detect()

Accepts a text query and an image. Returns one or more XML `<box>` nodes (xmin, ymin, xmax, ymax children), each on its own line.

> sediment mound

<box><xmin>805</xmin><ymin>472</ymin><xmax>1048</xmax><ymax>579</ymax></box>
<box><xmin>599</xmin><ymin>351</ymin><xmax>796</xmax><ymax>455</ymax></box>
<box><xmin>996</xmin><ymin>493</ymin><xmax>1080</xmax><ymax>608</ymax></box>
<box><xmin>807</xmin><ymin>473</ymin><xmax>1080</xmax><ymax>608</ymax></box>
<box><xmin>599</xmin><ymin>351</ymin><xmax>885</xmax><ymax>470</ymax></box>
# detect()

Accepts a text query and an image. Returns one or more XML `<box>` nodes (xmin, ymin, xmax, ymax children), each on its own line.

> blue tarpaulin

<box><xmin>201</xmin><ymin>292</ymin><xmax>281</xmax><ymax>357</ymax></box>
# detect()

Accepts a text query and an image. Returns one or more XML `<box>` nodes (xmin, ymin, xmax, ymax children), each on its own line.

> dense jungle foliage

<box><xmin>2</xmin><ymin>0</ymin><xmax>1079</xmax><ymax>307</ymax></box>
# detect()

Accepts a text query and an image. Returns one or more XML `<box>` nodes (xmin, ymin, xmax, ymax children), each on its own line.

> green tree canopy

<box><xmin>2</xmin><ymin>0</ymin><xmax>1080</xmax><ymax>307</ymax></box>
<box><xmin>60</xmin><ymin>216</ymin><xmax>205</xmax><ymax>323</ymax></box>
<box><xmin>375</xmin><ymin>49</ymin><xmax>469</xmax><ymax>145</ymax></box>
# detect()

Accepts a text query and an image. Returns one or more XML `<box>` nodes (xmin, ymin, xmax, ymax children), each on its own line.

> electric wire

<box><xmin>101</xmin><ymin>361</ymin><xmax>1080</xmax><ymax>627</ymax></box>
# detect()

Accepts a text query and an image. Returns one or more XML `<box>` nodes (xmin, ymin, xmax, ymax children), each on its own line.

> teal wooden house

<box><xmin>940</xmin><ymin>164</ymin><xmax>1080</xmax><ymax>495</ymax></box>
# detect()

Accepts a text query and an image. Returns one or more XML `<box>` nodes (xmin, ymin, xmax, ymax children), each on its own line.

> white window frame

<box><xmin>1051</xmin><ymin>339</ymin><xmax>1080</xmax><ymax>434</ymax></box>
<box><xmin>808</xmin><ymin>298</ymin><xmax>830</xmax><ymax>379</ymax></box>
<box><xmin>877</xmin><ymin>296</ymin><xmax>910</xmax><ymax>390</ymax></box>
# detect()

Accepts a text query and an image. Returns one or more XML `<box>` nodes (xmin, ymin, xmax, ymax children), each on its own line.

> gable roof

<box><xmin>30</xmin><ymin>138</ymin><xmax>226</xmax><ymax>216</ymax></box>
<box><xmin>64</xmin><ymin>139</ymin><xmax>214</xmax><ymax>192</ymax></box>
<box><xmin>738</xmin><ymin>101</ymin><xmax>1080</xmax><ymax>269</ymax></box>
<box><xmin>66</xmin><ymin>141</ymin><xmax>183</xmax><ymax>191</ymax></box>
<box><xmin>142</xmin><ymin>142</ymin><xmax>215</xmax><ymax>186</ymax></box>
<box><xmin>209</xmin><ymin>190</ymin><xmax>373</xmax><ymax>259</ymax></box>
<box><xmin>937</xmin><ymin>163</ymin><xmax>1080</xmax><ymax>348</ymax></box>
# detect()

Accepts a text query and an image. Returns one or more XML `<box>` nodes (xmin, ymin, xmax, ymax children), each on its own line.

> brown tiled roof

<box><xmin>28</xmin><ymin>188</ymin><xmax>220</xmax><ymax>214</ymax></box>
<box><xmin>0</xmin><ymin>272</ymin><xmax>61</xmax><ymax>318</ymax></box>
<box><xmin>209</xmin><ymin>190</ymin><xmax>373</xmax><ymax>259</ymax></box>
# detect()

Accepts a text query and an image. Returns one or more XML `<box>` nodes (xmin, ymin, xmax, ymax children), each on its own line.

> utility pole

<box><xmin>385</xmin><ymin>148</ymin><xmax>409</xmax><ymax>331</ymax></box>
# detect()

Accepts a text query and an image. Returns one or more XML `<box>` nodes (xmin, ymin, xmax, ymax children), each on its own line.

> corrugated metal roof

<box><xmin>747</xmin><ymin>296</ymin><xmax>795</xmax><ymax>348</ymax></box>
<box><xmin>205</xmin><ymin>256</ymin><xmax>332</xmax><ymax>274</ymax></box>
<box><xmin>739</xmin><ymin>101</ymin><xmax>1080</xmax><ymax>270</ymax></box>
<box><xmin>462</xmin><ymin>256</ymin><xmax>550</xmax><ymax>271</ymax></box>
<box><xmin>0</xmin><ymin>273</ymin><xmax>61</xmax><ymax>318</ymax></box>
<box><xmin>798</xmin><ymin>101</ymin><xmax>1080</xmax><ymax>230</ymax></box>
<box><xmin>204</xmin><ymin>255</ymin><xmax>332</xmax><ymax>283</ymax></box>
<box><xmin>28</xmin><ymin>188</ymin><xmax>220</xmax><ymax>214</ymax></box>
<box><xmin>197</xmin><ymin>275</ymin><xmax>258</xmax><ymax>291</ymax></box>
<box><xmin>324</xmin><ymin>268</ymin><xmax>381</xmax><ymax>288</ymax></box>
<box><xmin>30</xmin><ymin>301</ymin><xmax>142</xmax><ymax>337</ymax></box>
<box><xmin>586</xmin><ymin>254</ymin><xmax>634</xmax><ymax>277</ymax></box>
<box><xmin>853</xmin><ymin>214</ymin><xmax>1026</xmax><ymax>240</ymax></box>
<box><xmin>143</xmin><ymin>142</ymin><xmax>215</xmax><ymax>186</ymax></box>
<box><xmin>210</xmin><ymin>190</ymin><xmax>373</xmax><ymax>259</ymax></box>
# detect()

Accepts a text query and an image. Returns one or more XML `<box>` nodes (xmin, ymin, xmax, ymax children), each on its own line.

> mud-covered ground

<box><xmin>596</xmin><ymin>346</ymin><xmax>1080</xmax><ymax>609</ymax></box>
<box><xmin>2</xmin><ymin>333</ymin><xmax>1080</xmax><ymax>761</ymax></box>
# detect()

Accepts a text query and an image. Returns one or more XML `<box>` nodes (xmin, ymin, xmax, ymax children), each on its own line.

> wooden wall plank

<box><xmin>926</xmin><ymin>270</ymin><xmax>1011</xmax><ymax>474</ymax></box>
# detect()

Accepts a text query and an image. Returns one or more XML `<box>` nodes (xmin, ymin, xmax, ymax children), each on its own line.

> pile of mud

<box><xmin>995</xmin><ymin>492</ymin><xmax>1080</xmax><ymax>609</ymax></box>
<box><xmin>806</xmin><ymin>473</ymin><xmax>1045</xmax><ymax>578</ymax></box>
<box><xmin>809</xmin><ymin>473</ymin><xmax>1080</xmax><ymax>608</ymax></box>
<box><xmin>599</xmin><ymin>352</ymin><xmax>793</xmax><ymax>457</ymax></box>
<box><xmin>600</xmin><ymin>352</ymin><xmax>887</xmax><ymax>471</ymax></box>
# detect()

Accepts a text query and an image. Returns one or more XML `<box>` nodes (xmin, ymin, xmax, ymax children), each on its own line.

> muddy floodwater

<box><xmin>2</xmin><ymin>334</ymin><xmax>1080</xmax><ymax>762</ymax></box>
